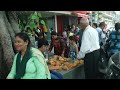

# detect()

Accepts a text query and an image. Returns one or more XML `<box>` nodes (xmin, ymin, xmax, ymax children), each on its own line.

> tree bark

<box><xmin>0</xmin><ymin>11</ymin><xmax>15</xmax><ymax>78</ymax></box>
<box><xmin>0</xmin><ymin>11</ymin><xmax>36</xmax><ymax>78</ymax></box>
<box><xmin>4</xmin><ymin>12</ymin><xmax>15</xmax><ymax>41</ymax></box>
<box><xmin>0</xmin><ymin>43</ymin><xmax>2</xmax><ymax>78</ymax></box>
<box><xmin>7</xmin><ymin>11</ymin><xmax>21</xmax><ymax>34</ymax></box>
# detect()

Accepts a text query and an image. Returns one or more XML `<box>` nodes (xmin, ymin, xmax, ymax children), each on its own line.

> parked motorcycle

<box><xmin>105</xmin><ymin>52</ymin><xmax>120</xmax><ymax>79</ymax></box>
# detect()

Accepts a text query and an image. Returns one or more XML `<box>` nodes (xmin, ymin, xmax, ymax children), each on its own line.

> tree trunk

<box><xmin>4</xmin><ymin>12</ymin><xmax>15</xmax><ymax>41</ymax></box>
<box><xmin>0</xmin><ymin>11</ymin><xmax>36</xmax><ymax>78</ymax></box>
<box><xmin>0</xmin><ymin>11</ymin><xmax>15</xmax><ymax>78</ymax></box>
<box><xmin>0</xmin><ymin>42</ymin><xmax>2</xmax><ymax>79</ymax></box>
<box><xmin>7</xmin><ymin>11</ymin><xmax>21</xmax><ymax>34</ymax></box>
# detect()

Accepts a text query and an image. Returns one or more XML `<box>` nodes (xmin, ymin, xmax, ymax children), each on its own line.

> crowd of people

<box><xmin>6</xmin><ymin>16</ymin><xmax>120</xmax><ymax>79</ymax></box>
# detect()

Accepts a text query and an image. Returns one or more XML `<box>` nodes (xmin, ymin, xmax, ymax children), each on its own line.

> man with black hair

<box><xmin>49</xmin><ymin>31</ymin><xmax>68</xmax><ymax>58</ymax></box>
<box><xmin>37</xmin><ymin>38</ymin><xmax>63</xmax><ymax>79</ymax></box>
<box><xmin>38</xmin><ymin>38</ymin><xmax>49</xmax><ymax>52</ymax></box>
<box><xmin>92</xmin><ymin>23</ymin><xmax>98</xmax><ymax>29</ymax></box>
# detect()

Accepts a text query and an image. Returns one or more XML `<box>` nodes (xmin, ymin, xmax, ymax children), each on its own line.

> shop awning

<box><xmin>76</xmin><ymin>13</ymin><xmax>90</xmax><ymax>18</ymax></box>
<box><xmin>72</xmin><ymin>11</ymin><xmax>87</xmax><ymax>14</ymax></box>
<box><xmin>45</xmin><ymin>11</ymin><xmax>72</xmax><ymax>15</ymax></box>
<box><xmin>71</xmin><ymin>11</ymin><xmax>90</xmax><ymax>18</ymax></box>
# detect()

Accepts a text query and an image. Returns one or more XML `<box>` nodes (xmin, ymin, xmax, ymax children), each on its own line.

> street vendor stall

<box><xmin>47</xmin><ymin>55</ymin><xmax>85</xmax><ymax>79</ymax></box>
<box><xmin>60</xmin><ymin>64</ymin><xmax>85</xmax><ymax>79</ymax></box>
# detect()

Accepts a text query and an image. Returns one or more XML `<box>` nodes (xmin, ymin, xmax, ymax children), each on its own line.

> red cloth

<box><xmin>39</xmin><ymin>25</ymin><xmax>43</xmax><ymax>32</ymax></box>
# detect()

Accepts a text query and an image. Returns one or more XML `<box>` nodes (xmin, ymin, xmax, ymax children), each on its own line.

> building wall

<box><xmin>69</xmin><ymin>16</ymin><xmax>78</xmax><ymax>25</ymax></box>
<box><xmin>97</xmin><ymin>11</ymin><xmax>115</xmax><ymax>28</ymax></box>
<box><xmin>62</xmin><ymin>15</ymin><xmax>69</xmax><ymax>27</ymax></box>
<box><xmin>57</xmin><ymin>15</ymin><xmax>63</xmax><ymax>35</ymax></box>
<box><xmin>41</xmin><ymin>11</ymin><xmax>79</xmax><ymax>38</ymax></box>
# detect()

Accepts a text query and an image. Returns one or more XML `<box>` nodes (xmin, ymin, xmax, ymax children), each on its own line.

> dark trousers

<box><xmin>84</xmin><ymin>49</ymin><xmax>100</xmax><ymax>79</ymax></box>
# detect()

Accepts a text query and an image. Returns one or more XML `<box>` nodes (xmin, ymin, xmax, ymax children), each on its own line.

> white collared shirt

<box><xmin>77</xmin><ymin>25</ymin><xmax>100</xmax><ymax>59</ymax></box>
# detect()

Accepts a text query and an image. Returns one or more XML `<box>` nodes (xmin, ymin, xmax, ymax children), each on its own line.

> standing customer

<box><xmin>77</xmin><ymin>18</ymin><xmax>100</xmax><ymax>79</ymax></box>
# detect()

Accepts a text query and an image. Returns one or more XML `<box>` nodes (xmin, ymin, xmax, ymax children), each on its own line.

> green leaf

<box><xmin>31</xmin><ymin>15</ymin><xmax>37</xmax><ymax>19</ymax></box>
<box><xmin>38</xmin><ymin>12</ymin><xmax>42</xmax><ymax>17</ymax></box>
<box><xmin>25</xmin><ymin>25</ymin><xmax>30</xmax><ymax>30</ymax></box>
<box><xmin>34</xmin><ymin>11</ymin><xmax>38</xmax><ymax>16</ymax></box>
<box><xmin>35</xmin><ymin>17</ymin><xmax>39</xmax><ymax>22</ymax></box>
<box><xmin>29</xmin><ymin>11</ymin><xmax>39</xmax><ymax>20</ymax></box>
<box><xmin>29</xmin><ymin>21</ymin><xmax>36</xmax><ymax>30</ymax></box>
<box><xmin>41</xmin><ymin>20</ymin><xmax>45</xmax><ymax>25</ymax></box>
<box><xmin>18</xmin><ymin>12</ymin><xmax>41</xmax><ymax>34</ymax></box>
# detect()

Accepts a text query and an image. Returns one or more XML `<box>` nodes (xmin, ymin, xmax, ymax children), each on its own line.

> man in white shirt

<box><xmin>77</xmin><ymin>17</ymin><xmax>100</xmax><ymax>79</ymax></box>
